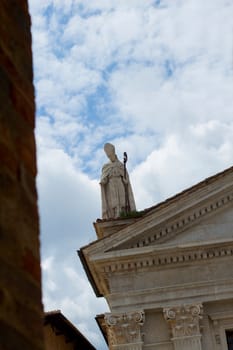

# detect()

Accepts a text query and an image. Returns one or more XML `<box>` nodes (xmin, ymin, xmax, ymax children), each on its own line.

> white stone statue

<box><xmin>100</xmin><ymin>143</ymin><xmax>136</xmax><ymax>219</ymax></box>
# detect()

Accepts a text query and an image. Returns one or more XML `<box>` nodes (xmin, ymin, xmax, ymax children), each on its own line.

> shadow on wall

<box><xmin>0</xmin><ymin>1</ymin><xmax>44</xmax><ymax>350</ymax></box>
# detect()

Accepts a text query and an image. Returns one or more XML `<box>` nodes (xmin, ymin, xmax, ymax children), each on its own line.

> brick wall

<box><xmin>0</xmin><ymin>1</ymin><xmax>44</xmax><ymax>349</ymax></box>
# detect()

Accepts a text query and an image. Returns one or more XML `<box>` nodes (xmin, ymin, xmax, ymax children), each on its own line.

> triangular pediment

<box><xmin>150</xmin><ymin>204</ymin><xmax>233</xmax><ymax>248</ymax></box>
<box><xmin>105</xmin><ymin>195</ymin><xmax>233</xmax><ymax>254</ymax></box>
<box><xmin>87</xmin><ymin>166</ymin><xmax>233</xmax><ymax>255</ymax></box>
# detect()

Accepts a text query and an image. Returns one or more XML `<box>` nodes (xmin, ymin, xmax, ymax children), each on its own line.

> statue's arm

<box><xmin>100</xmin><ymin>176</ymin><xmax>108</xmax><ymax>185</ymax></box>
<box><xmin>100</xmin><ymin>164</ymin><xmax>110</xmax><ymax>185</ymax></box>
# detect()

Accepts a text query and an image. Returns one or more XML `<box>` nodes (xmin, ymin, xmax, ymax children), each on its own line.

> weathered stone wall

<box><xmin>0</xmin><ymin>1</ymin><xmax>44</xmax><ymax>349</ymax></box>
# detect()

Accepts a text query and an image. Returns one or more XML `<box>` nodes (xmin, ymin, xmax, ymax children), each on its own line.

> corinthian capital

<box><xmin>105</xmin><ymin>310</ymin><xmax>145</xmax><ymax>348</ymax></box>
<box><xmin>164</xmin><ymin>303</ymin><xmax>203</xmax><ymax>338</ymax></box>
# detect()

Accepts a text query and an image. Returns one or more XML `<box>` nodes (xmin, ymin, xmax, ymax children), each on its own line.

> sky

<box><xmin>28</xmin><ymin>1</ymin><xmax>233</xmax><ymax>349</ymax></box>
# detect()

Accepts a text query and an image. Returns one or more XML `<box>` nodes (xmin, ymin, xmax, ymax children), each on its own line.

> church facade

<box><xmin>79</xmin><ymin>166</ymin><xmax>233</xmax><ymax>350</ymax></box>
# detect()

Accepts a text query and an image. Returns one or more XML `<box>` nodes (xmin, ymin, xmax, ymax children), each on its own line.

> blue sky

<box><xmin>28</xmin><ymin>1</ymin><xmax>233</xmax><ymax>349</ymax></box>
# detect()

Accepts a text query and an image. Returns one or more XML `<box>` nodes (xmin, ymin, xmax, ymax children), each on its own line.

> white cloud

<box><xmin>37</xmin><ymin>147</ymin><xmax>101</xmax><ymax>247</ymax></box>
<box><xmin>133</xmin><ymin>124</ymin><xmax>233</xmax><ymax>209</ymax></box>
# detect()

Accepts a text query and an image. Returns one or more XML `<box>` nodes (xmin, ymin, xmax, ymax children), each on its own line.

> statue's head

<box><xmin>104</xmin><ymin>143</ymin><xmax>116</xmax><ymax>162</ymax></box>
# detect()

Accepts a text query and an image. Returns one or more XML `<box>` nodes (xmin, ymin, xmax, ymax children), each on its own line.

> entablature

<box><xmin>87</xmin><ymin>239</ymin><xmax>233</xmax><ymax>298</ymax></box>
<box><xmin>93</xmin><ymin>239</ymin><xmax>233</xmax><ymax>275</ymax></box>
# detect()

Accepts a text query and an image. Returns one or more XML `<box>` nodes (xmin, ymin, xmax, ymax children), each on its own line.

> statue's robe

<box><xmin>100</xmin><ymin>158</ymin><xmax>136</xmax><ymax>219</ymax></box>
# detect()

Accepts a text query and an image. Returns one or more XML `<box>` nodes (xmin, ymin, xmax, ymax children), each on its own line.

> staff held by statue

<box><xmin>123</xmin><ymin>151</ymin><xmax>130</xmax><ymax>214</ymax></box>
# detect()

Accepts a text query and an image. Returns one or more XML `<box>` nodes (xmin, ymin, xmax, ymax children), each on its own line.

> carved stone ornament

<box><xmin>164</xmin><ymin>304</ymin><xmax>203</xmax><ymax>350</ymax></box>
<box><xmin>104</xmin><ymin>310</ymin><xmax>145</xmax><ymax>349</ymax></box>
<box><xmin>164</xmin><ymin>304</ymin><xmax>203</xmax><ymax>338</ymax></box>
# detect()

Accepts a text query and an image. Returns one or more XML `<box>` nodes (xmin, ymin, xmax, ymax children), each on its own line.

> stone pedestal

<box><xmin>105</xmin><ymin>310</ymin><xmax>144</xmax><ymax>350</ymax></box>
<box><xmin>164</xmin><ymin>304</ymin><xmax>203</xmax><ymax>350</ymax></box>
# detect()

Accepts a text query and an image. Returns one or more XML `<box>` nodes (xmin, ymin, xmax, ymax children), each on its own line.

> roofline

<box><xmin>78</xmin><ymin>248</ymin><xmax>103</xmax><ymax>297</ymax></box>
<box><xmin>139</xmin><ymin>165</ymin><xmax>233</xmax><ymax>216</ymax></box>
<box><xmin>95</xmin><ymin>314</ymin><xmax>108</xmax><ymax>345</ymax></box>
<box><xmin>44</xmin><ymin>310</ymin><xmax>96</xmax><ymax>349</ymax></box>
<box><xmin>81</xmin><ymin>165</ymin><xmax>233</xmax><ymax>252</ymax></box>
<box><xmin>88</xmin><ymin>166</ymin><xmax>233</xmax><ymax>232</ymax></box>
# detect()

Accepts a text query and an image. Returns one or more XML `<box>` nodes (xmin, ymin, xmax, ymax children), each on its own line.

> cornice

<box><xmin>87</xmin><ymin>237</ymin><xmax>233</xmax><ymax>297</ymax></box>
<box><xmin>96</xmin><ymin>239</ymin><xmax>233</xmax><ymax>274</ymax></box>
<box><xmin>89</xmin><ymin>239</ymin><xmax>233</xmax><ymax>299</ymax></box>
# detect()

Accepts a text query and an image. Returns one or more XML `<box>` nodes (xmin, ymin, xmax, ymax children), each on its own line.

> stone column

<box><xmin>164</xmin><ymin>304</ymin><xmax>203</xmax><ymax>350</ymax></box>
<box><xmin>104</xmin><ymin>310</ymin><xmax>145</xmax><ymax>350</ymax></box>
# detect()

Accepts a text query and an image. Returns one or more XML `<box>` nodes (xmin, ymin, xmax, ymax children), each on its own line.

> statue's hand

<box><xmin>121</xmin><ymin>176</ymin><xmax>128</xmax><ymax>185</ymax></box>
<box><xmin>100</xmin><ymin>176</ymin><xmax>108</xmax><ymax>185</ymax></box>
